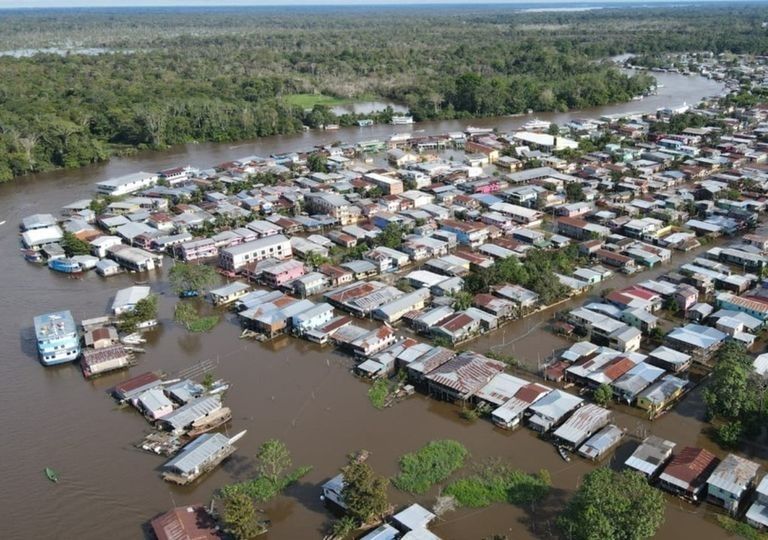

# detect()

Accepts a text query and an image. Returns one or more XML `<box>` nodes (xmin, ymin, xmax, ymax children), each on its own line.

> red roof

<box><xmin>439</xmin><ymin>312</ymin><xmax>476</xmax><ymax>332</ymax></box>
<box><xmin>113</xmin><ymin>371</ymin><xmax>160</xmax><ymax>395</ymax></box>
<box><xmin>663</xmin><ymin>447</ymin><xmax>719</xmax><ymax>486</ymax></box>
<box><xmin>151</xmin><ymin>506</ymin><xmax>222</xmax><ymax>540</ymax></box>
<box><xmin>623</xmin><ymin>286</ymin><xmax>658</xmax><ymax>301</ymax></box>
<box><xmin>602</xmin><ymin>357</ymin><xmax>636</xmax><ymax>381</ymax></box>
<box><xmin>515</xmin><ymin>383</ymin><xmax>551</xmax><ymax>403</ymax></box>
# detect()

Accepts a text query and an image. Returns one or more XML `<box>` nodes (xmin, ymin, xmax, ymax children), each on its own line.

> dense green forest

<box><xmin>0</xmin><ymin>4</ymin><xmax>766</xmax><ymax>181</ymax></box>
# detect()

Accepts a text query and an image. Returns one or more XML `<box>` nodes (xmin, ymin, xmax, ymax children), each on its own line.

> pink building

<box><xmin>262</xmin><ymin>259</ymin><xmax>306</xmax><ymax>289</ymax></box>
<box><xmin>174</xmin><ymin>238</ymin><xmax>218</xmax><ymax>261</ymax></box>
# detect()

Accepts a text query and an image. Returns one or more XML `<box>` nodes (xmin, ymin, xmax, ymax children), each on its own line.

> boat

<box><xmin>48</xmin><ymin>258</ymin><xmax>82</xmax><ymax>273</ymax></box>
<box><xmin>522</xmin><ymin>118</ymin><xmax>551</xmax><ymax>131</ymax></box>
<box><xmin>33</xmin><ymin>311</ymin><xmax>81</xmax><ymax>365</ymax></box>
<box><xmin>121</xmin><ymin>333</ymin><xmax>146</xmax><ymax>345</ymax></box>
<box><xmin>186</xmin><ymin>407</ymin><xmax>233</xmax><ymax>437</ymax></box>
<box><xmin>357</xmin><ymin>119</ymin><xmax>374</xmax><ymax>127</ymax></box>
<box><xmin>23</xmin><ymin>249</ymin><xmax>45</xmax><ymax>263</ymax></box>
<box><xmin>179</xmin><ymin>289</ymin><xmax>199</xmax><ymax>298</ymax></box>
<box><xmin>44</xmin><ymin>467</ymin><xmax>59</xmax><ymax>483</ymax></box>
<box><xmin>557</xmin><ymin>446</ymin><xmax>571</xmax><ymax>462</ymax></box>
<box><xmin>465</xmin><ymin>126</ymin><xmax>494</xmax><ymax>135</ymax></box>
<box><xmin>207</xmin><ymin>381</ymin><xmax>231</xmax><ymax>395</ymax></box>
<box><xmin>390</xmin><ymin>115</ymin><xmax>414</xmax><ymax>125</ymax></box>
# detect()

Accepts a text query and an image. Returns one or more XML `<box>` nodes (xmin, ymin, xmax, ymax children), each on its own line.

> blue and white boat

<box><xmin>48</xmin><ymin>255</ymin><xmax>99</xmax><ymax>273</ymax></box>
<box><xmin>48</xmin><ymin>258</ymin><xmax>83</xmax><ymax>273</ymax></box>
<box><xmin>33</xmin><ymin>310</ymin><xmax>81</xmax><ymax>365</ymax></box>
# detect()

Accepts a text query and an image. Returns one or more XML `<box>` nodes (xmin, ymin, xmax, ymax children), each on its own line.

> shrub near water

<box><xmin>393</xmin><ymin>440</ymin><xmax>469</xmax><ymax>494</ymax></box>
<box><xmin>444</xmin><ymin>461</ymin><xmax>551</xmax><ymax>508</ymax></box>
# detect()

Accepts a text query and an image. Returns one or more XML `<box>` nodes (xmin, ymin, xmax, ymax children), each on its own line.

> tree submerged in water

<box><xmin>169</xmin><ymin>262</ymin><xmax>217</xmax><ymax>295</ymax></box>
<box><xmin>117</xmin><ymin>294</ymin><xmax>158</xmax><ymax>334</ymax></box>
<box><xmin>558</xmin><ymin>468</ymin><xmax>665</xmax><ymax>540</ymax></box>
<box><xmin>174</xmin><ymin>301</ymin><xmax>220</xmax><ymax>333</ymax></box>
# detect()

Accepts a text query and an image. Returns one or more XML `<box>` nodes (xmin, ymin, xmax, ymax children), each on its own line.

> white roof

<box><xmin>529</xmin><ymin>390</ymin><xmax>583</xmax><ymax>423</ymax></box>
<box><xmin>475</xmin><ymin>373</ymin><xmax>528</xmax><ymax>406</ymax></box>
<box><xmin>755</xmin><ymin>354</ymin><xmax>768</xmax><ymax>377</ymax></box>
<box><xmin>393</xmin><ymin>504</ymin><xmax>436</xmax><ymax>531</ymax></box>
<box><xmin>112</xmin><ymin>285</ymin><xmax>151</xmax><ymax>311</ymax></box>
<box><xmin>707</xmin><ymin>454</ymin><xmax>760</xmax><ymax>496</ymax></box>
<box><xmin>625</xmin><ymin>435</ymin><xmax>676</xmax><ymax>476</ymax></box>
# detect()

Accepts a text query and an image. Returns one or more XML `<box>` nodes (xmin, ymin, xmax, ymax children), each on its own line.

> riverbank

<box><xmin>4</xmin><ymin>68</ymin><xmax>723</xmax><ymax>190</ymax></box>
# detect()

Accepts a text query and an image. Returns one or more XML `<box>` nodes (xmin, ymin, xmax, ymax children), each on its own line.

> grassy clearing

<box><xmin>368</xmin><ymin>378</ymin><xmax>390</xmax><ymax>410</ymax></box>
<box><xmin>444</xmin><ymin>461</ymin><xmax>550</xmax><ymax>508</ymax></box>
<box><xmin>283</xmin><ymin>93</ymin><xmax>348</xmax><ymax>108</ymax></box>
<box><xmin>392</xmin><ymin>440</ymin><xmax>469</xmax><ymax>494</ymax></box>
<box><xmin>186</xmin><ymin>314</ymin><xmax>220</xmax><ymax>333</ymax></box>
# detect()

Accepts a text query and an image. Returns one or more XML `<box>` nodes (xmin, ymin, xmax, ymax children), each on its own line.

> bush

<box><xmin>175</xmin><ymin>301</ymin><xmax>220</xmax><ymax>332</ymax></box>
<box><xmin>444</xmin><ymin>461</ymin><xmax>550</xmax><ymax>508</ymax></box>
<box><xmin>220</xmin><ymin>465</ymin><xmax>312</xmax><ymax>502</ymax></box>
<box><xmin>392</xmin><ymin>440</ymin><xmax>469</xmax><ymax>494</ymax></box>
<box><xmin>593</xmin><ymin>384</ymin><xmax>613</xmax><ymax>407</ymax></box>
<box><xmin>368</xmin><ymin>378</ymin><xmax>390</xmax><ymax>410</ymax></box>
<box><xmin>715</xmin><ymin>421</ymin><xmax>744</xmax><ymax>449</ymax></box>
<box><xmin>716</xmin><ymin>515</ymin><xmax>768</xmax><ymax>540</ymax></box>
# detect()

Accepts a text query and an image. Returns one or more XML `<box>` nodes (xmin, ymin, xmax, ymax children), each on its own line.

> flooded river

<box><xmin>0</xmin><ymin>71</ymin><xmax>737</xmax><ymax>540</ymax></box>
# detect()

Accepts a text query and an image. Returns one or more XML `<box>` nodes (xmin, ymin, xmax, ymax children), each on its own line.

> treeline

<box><xmin>1</xmin><ymin>4</ymin><xmax>767</xmax><ymax>181</ymax></box>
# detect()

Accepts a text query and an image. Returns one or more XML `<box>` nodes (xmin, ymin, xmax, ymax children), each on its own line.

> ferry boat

<box><xmin>522</xmin><ymin>118</ymin><xmax>551</xmax><ymax>131</ymax></box>
<box><xmin>391</xmin><ymin>115</ymin><xmax>414</xmax><ymax>125</ymax></box>
<box><xmin>33</xmin><ymin>310</ymin><xmax>81</xmax><ymax>365</ymax></box>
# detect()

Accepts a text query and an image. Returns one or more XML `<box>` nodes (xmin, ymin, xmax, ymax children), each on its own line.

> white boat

<box><xmin>391</xmin><ymin>115</ymin><xmax>414</xmax><ymax>125</ymax></box>
<box><xmin>465</xmin><ymin>126</ymin><xmax>494</xmax><ymax>135</ymax></box>
<box><xmin>229</xmin><ymin>430</ymin><xmax>247</xmax><ymax>444</ymax></box>
<box><xmin>121</xmin><ymin>333</ymin><xmax>146</xmax><ymax>345</ymax></box>
<box><xmin>522</xmin><ymin>118</ymin><xmax>551</xmax><ymax>131</ymax></box>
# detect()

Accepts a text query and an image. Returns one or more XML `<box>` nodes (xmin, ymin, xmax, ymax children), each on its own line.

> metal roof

<box><xmin>553</xmin><ymin>404</ymin><xmax>611</xmax><ymax>446</ymax></box>
<box><xmin>612</xmin><ymin>362</ymin><xmax>666</xmax><ymax>399</ymax></box>
<box><xmin>138</xmin><ymin>387</ymin><xmax>173</xmax><ymax>414</ymax></box>
<box><xmin>625</xmin><ymin>435</ymin><xmax>676</xmax><ymax>476</ymax></box>
<box><xmin>578</xmin><ymin>424</ymin><xmax>624</xmax><ymax>460</ymax></box>
<box><xmin>159</xmin><ymin>395</ymin><xmax>222</xmax><ymax>432</ymax></box>
<box><xmin>659</xmin><ymin>447</ymin><xmax>719</xmax><ymax>489</ymax></box>
<box><xmin>164</xmin><ymin>433</ymin><xmax>231</xmax><ymax>475</ymax></box>
<box><xmin>475</xmin><ymin>373</ymin><xmax>528</xmax><ymax>406</ymax></box>
<box><xmin>528</xmin><ymin>390</ymin><xmax>583</xmax><ymax>424</ymax></box>
<box><xmin>707</xmin><ymin>454</ymin><xmax>760</xmax><ymax>496</ymax></box>
<box><xmin>112</xmin><ymin>286</ymin><xmax>151</xmax><ymax>312</ymax></box>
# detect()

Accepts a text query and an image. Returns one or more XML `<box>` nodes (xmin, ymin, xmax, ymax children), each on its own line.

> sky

<box><xmin>0</xmin><ymin>0</ymin><xmax>738</xmax><ymax>8</ymax></box>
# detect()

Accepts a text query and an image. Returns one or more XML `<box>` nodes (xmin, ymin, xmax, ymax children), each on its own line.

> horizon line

<box><xmin>0</xmin><ymin>0</ymin><xmax>760</xmax><ymax>9</ymax></box>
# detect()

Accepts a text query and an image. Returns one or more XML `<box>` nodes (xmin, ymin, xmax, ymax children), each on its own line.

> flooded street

<box><xmin>0</xmin><ymin>71</ymin><xmax>738</xmax><ymax>540</ymax></box>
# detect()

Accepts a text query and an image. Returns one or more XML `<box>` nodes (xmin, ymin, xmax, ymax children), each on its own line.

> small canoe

<box><xmin>44</xmin><ymin>467</ymin><xmax>59</xmax><ymax>483</ymax></box>
<box><xmin>557</xmin><ymin>446</ymin><xmax>571</xmax><ymax>463</ymax></box>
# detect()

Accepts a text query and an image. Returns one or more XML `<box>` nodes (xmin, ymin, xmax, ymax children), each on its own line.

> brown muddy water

<box><xmin>0</xmin><ymin>71</ymin><xmax>738</xmax><ymax>540</ymax></box>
